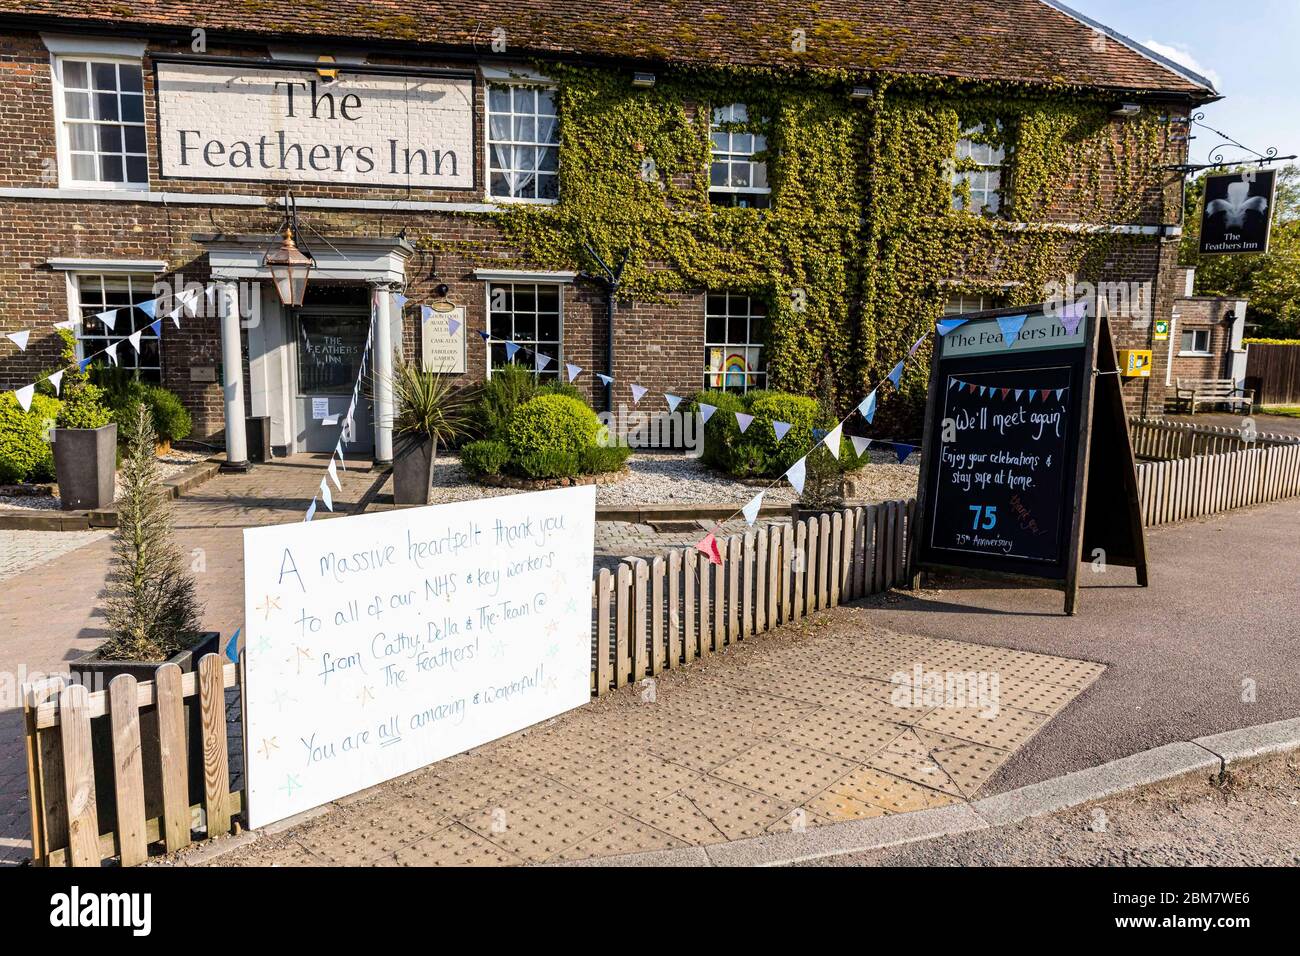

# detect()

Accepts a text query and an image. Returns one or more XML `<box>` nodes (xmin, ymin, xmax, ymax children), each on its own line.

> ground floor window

<box><xmin>704</xmin><ymin>291</ymin><xmax>767</xmax><ymax>393</ymax></box>
<box><xmin>1180</xmin><ymin>328</ymin><xmax>1212</xmax><ymax>355</ymax></box>
<box><xmin>943</xmin><ymin>292</ymin><xmax>1005</xmax><ymax>315</ymax></box>
<box><xmin>487</xmin><ymin>282</ymin><xmax>561</xmax><ymax>380</ymax></box>
<box><xmin>74</xmin><ymin>273</ymin><xmax>161</xmax><ymax>381</ymax></box>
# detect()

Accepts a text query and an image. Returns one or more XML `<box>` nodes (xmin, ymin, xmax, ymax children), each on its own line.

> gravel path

<box><xmin>424</xmin><ymin>449</ymin><xmax>920</xmax><ymax>506</ymax></box>
<box><xmin>798</xmin><ymin>749</ymin><xmax>1300</xmax><ymax>866</ymax></box>
<box><xmin>0</xmin><ymin>450</ymin><xmax>207</xmax><ymax>511</ymax></box>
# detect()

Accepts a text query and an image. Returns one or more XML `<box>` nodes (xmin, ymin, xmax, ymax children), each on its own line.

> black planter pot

<box><xmin>392</xmin><ymin>434</ymin><xmax>436</xmax><ymax>506</ymax></box>
<box><xmin>53</xmin><ymin>423</ymin><xmax>117</xmax><ymax>511</ymax></box>
<box><xmin>69</xmin><ymin>631</ymin><xmax>221</xmax><ymax>836</ymax></box>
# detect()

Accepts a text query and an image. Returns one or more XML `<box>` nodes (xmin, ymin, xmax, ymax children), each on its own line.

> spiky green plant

<box><xmin>389</xmin><ymin>362</ymin><xmax>477</xmax><ymax>446</ymax></box>
<box><xmin>99</xmin><ymin>402</ymin><xmax>204</xmax><ymax>661</ymax></box>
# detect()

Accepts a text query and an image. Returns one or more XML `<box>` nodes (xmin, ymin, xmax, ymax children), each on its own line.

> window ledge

<box><xmin>1178</xmin><ymin>351</ymin><xmax>1213</xmax><ymax>358</ymax></box>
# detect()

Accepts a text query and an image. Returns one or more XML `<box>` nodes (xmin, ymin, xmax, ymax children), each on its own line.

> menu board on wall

<box><xmin>421</xmin><ymin>306</ymin><xmax>467</xmax><ymax>374</ymax></box>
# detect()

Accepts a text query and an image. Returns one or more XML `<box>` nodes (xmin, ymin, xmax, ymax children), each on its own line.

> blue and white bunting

<box><xmin>887</xmin><ymin>360</ymin><xmax>904</xmax><ymax>388</ymax></box>
<box><xmin>420</xmin><ymin>304</ymin><xmax>433</xmax><ymax>323</ymax></box>
<box><xmin>698</xmin><ymin>403</ymin><xmax>717</xmax><ymax>424</ymax></box>
<box><xmin>858</xmin><ymin>389</ymin><xmax>878</xmax><ymax>424</ymax></box>
<box><xmin>665</xmin><ymin>394</ymin><xmax>682</xmax><ymax>413</ymax></box>
<box><xmin>597</xmin><ymin>373</ymin><xmax>613</xmax><ymax>387</ymax></box>
<box><xmin>95</xmin><ymin>309</ymin><xmax>118</xmax><ymax>331</ymax></box>
<box><xmin>392</xmin><ymin>293</ymin><xmax>409</xmax><ymax>308</ymax></box>
<box><xmin>630</xmin><ymin>384</ymin><xmax>648</xmax><ymax>405</ymax></box>
<box><xmin>773</xmin><ymin>420</ymin><xmax>792</xmax><ymax>442</ymax></box>
<box><xmin>504</xmin><ymin>341</ymin><xmax>520</xmax><ymax>360</ymax></box>
<box><xmin>996</xmin><ymin>313</ymin><xmax>1028</xmax><ymax>348</ymax></box>
<box><xmin>448</xmin><ymin>317</ymin><xmax>461</xmax><ymax>336</ymax></box>
<box><xmin>742</xmin><ymin>492</ymin><xmax>764</xmax><ymax>526</ymax></box>
<box><xmin>785</xmin><ymin>457</ymin><xmax>807</xmax><ymax>495</ymax></box>
<box><xmin>535</xmin><ymin>352</ymin><xmax>552</xmax><ymax>372</ymax></box>
<box><xmin>304</xmin><ymin>497</ymin><xmax>317</xmax><ymax>522</ymax></box>
<box><xmin>14</xmin><ymin>383</ymin><xmax>34</xmax><ymax>412</ymax></box>
<box><xmin>908</xmin><ymin>332</ymin><xmax>926</xmax><ymax>357</ymax></box>
<box><xmin>735</xmin><ymin>412</ymin><xmax>754</xmax><ymax>433</ymax></box>
<box><xmin>851</xmin><ymin>435</ymin><xmax>871</xmax><ymax>458</ymax></box>
<box><xmin>895</xmin><ymin>443</ymin><xmax>915</xmax><ymax>464</ymax></box>
<box><xmin>137</xmin><ymin>299</ymin><xmax>157</xmax><ymax>319</ymax></box>
<box><xmin>566</xmin><ymin>363</ymin><xmax>582</xmax><ymax>382</ymax></box>
<box><xmin>47</xmin><ymin>370</ymin><xmax>63</xmax><ymax>396</ymax></box>
<box><xmin>823</xmin><ymin>422</ymin><xmax>842</xmax><ymax>458</ymax></box>
<box><xmin>320</xmin><ymin>478</ymin><xmax>334</xmax><ymax>512</ymax></box>
<box><xmin>936</xmin><ymin>317</ymin><xmax>968</xmax><ymax>337</ymax></box>
<box><xmin>6</xmin><ymin>330</ymin><xmax>29</xmax><ymax>351</ymax></box>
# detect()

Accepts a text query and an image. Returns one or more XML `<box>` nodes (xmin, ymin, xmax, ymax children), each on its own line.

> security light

<box><xmin>1111</xmin><ymin>102</ymin><xmax>1142</xmax><ymax>118</ymax></box>
<box><xmin>631</xmin><ymin>72</ymin><xmax>656</xmax><ymax>88</ymax></box>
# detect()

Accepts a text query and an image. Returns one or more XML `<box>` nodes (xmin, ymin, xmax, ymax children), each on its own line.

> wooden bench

<box><xmin>1174</xmin><ymin>378</ymin><xmax>1254</xmax><ymax>415</ymax></box>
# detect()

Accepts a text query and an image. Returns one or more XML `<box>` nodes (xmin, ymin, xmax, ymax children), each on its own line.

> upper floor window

<box><xmin>56</xmin><ymin>58</ymin><xmax>147</xmax><ymax>187</ymax></box>
<box><xmin>74</xmin><ymin>273</ymin><xmax>162</xmax><ymax>381</ymax></box>
<box><xmin>951</xmin><ymin>121</ymin><xmax>1005</xmax><ymax>215</ymax></box>
<box><xmin>487</xmin><ymin>84</ymin><xmax>559</xmax><ymax>202</ymax></box>
<box><xmin>705</xmin><ymin>292</ymin><xmax>768</xmax><ymax>393</ymax></box>
<box><xmin>709</xmin><ymin>104</ymin><xmax>770</xmax><ymax>209</ymax></box>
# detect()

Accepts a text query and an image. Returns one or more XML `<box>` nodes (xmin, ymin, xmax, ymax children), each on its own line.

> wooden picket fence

<box><xmin>1133</xmin><ymin>442</ymin><xmax>1300</xmax><ymax>528</ymax></box>
<box><xmin>589</xmin><ymin>499</ymin><xmax>915</xmax><ymax>695</ymax></box>
<box><xmin>22</xmin><ymin>654</ymin><xmax>241</xmax><ymax>867</ymax></box>
<box><xmin>1129</xmin><ymin>416</ymin><xmax>1299</xmax><ymax>461</ymax></box>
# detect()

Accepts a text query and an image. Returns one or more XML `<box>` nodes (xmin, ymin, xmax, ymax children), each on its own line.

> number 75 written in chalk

<box><xmin>969</xmin><ymin>505</ymin><xmax>997</xmax><ymax>530</ymax></box>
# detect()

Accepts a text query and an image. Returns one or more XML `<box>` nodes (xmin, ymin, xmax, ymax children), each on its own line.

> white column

<box><xmin>372</xmin><ymin>283</ymin><xmax>395</xmax><ymax>466</ymax></box>
<box><xmin>217</xmin><ymin>277</ymin><xmax>249</xmax><ymax>470</ymax></box>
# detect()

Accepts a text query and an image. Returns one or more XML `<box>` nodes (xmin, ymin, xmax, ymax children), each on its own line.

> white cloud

<box><xmin>1141</xmin><ymin>39</ymin><xmax>1223</xmax><ymax>90</ymax></box>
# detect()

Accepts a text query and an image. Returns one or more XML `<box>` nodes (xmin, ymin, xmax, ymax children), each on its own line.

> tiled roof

<box><xmin>0</xmin><ymin>0</ymin><xmax>1215</xmax><ymax>97</ymax></box>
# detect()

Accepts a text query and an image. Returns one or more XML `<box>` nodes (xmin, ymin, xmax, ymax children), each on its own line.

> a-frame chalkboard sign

<box><xmin>911</xmin><ymin>299</ymin><xmax>1147</xmax><ymax>615</ymax></box>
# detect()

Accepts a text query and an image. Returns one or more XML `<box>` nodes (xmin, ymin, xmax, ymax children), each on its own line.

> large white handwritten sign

<box><xmin>242</xmin><ymin>486</ymin><xmax>596</xmax><ymax>828</ymax></box>
<box><xmin>155</xmin><ymin>62</ymin><xmax>474</xmax><ymax>188</ymax></box>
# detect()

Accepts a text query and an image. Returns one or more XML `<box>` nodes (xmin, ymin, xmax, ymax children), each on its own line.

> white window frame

<box><xmin>704</xmin><ymin>291</ymin><xmax>768</xmax><ymax>393</ymax></box>
<box><xmin>1179</xmin><ymin>328</ymin><xmax>1212</xmax><ymax>356</ymax></box>
<box><xmin>483</xmin><ymin>71</ymin><xmax>559</xmax><ymax>206</ymax></box>
<box><xmin>942</xmin><ymin>292</ymin><xmax>1006</xmax><ymax>316</ymax></box>
<box><xmin>67</xmin><ymin>271</ymin><xmax>166</xmax><ymax>380</ymax></box>
<box><xmin>951</xmin><ymin>121</ymin><xmax>1006</xmax><ymax>215</ymax></box>
<box><xmin>49</xmin><ymin>51</ymin><xmax>148</xmax><ymax>190</ymax></box>
<box><xmin>709</xmin><ymin>104</ymin><xmax>771</xmax><ymax>209</ymax></box>
<box><xmin>484</xmin><ymin>281</ymin><xmax>564</xmax><ymax>380</ymax></box>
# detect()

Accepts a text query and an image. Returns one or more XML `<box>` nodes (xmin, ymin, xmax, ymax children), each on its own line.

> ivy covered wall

<box><xmin>434</xmin><ymin>67</ymin><xmax>1180</xmax><ymax>432</ymax></box>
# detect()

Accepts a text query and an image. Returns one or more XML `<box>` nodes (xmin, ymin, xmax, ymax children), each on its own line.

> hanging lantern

<box><xmin>264</xmin><ymin>225</ymin><xmax>314</xmax><ymax>307</ymax></box>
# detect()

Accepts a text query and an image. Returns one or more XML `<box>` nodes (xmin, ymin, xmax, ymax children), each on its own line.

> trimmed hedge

<box><xmin>686</xmin><ymin>388</ymin><xmax>856</xmax><ymax>479</ymax></box>
<box><xmin>461</xmin><ymin>439</ymin><xmax>511</xmax><ymax>476</ymax></box>
<box><xmin>505</xmin><ymin>394</ymin><xmax>601</xmax><ymax>459</ymax></box>
<box><xmin>105</xmin><ymin>380</ymin><xmax>191</xmax><ymax>443</ymax></box>
<box><xmin>0</xmin><ymin>392</ymin><xmax>61</xmax><ymax>483</ymax></box>
<box><xmin>462</xmin><ymin>391</ymin><xmax>629</xmax><ymax>481</ymax></box>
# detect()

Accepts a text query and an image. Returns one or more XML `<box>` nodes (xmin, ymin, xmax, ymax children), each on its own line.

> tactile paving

<box><xmin>630</xmin><ymin>777</ymin><xmax>792</xmax><ymax>844</ymax></box>
<box><xmin>804</xmin><ymin>789</ymin><xmax>891</xmax><ymax>823</ymax></box>
<box><xmin>380</xmin><ymin>824</ymin><xmax>524</xmax><ymax>867</ymax></box>
<box><xmin>827</xmin><ymin>767</ymin><xmax>959</xmax><ymax>814</ymax></box>
<box><xmin>459</xmin><ymin>787</ymin><xmax>628</xmax><ymax>862</ymax></box>
<box><xmin>917</xmin><ymin>703</ymin><xmax>1047</xmax><ymax>750</ymax></box>
<box><xmin>710</xmin><ymin>741</ymin><xmax>857</xmax><ymax>804</ymax></box>
<box><xmin>547</xmin><ymin>816</ymin><xmax>690</xmax><ymax>862</ymax></box>
<box><xmin>774</xmin><ymin>710</ymin><xmax>909</xmax><ymax>763</ymax></box>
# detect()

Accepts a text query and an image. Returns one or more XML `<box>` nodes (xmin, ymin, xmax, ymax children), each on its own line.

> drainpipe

<box><xmin>582</xmin><ymin>244</ymin><xmax>629</xmax><ymax>413</ymax></box>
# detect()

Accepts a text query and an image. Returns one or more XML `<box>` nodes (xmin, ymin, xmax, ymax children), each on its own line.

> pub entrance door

<box><xmin>291</xmin><ymin>285</ymin><xmax>374</xmax><ymax>455</ymax></box>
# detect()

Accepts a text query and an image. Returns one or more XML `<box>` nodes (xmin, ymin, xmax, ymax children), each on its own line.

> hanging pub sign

<box><xmin>911</xmin><ymin>301</ymin><xmax>1148</xmax><ymax>614</ymax></box>
<box><xmin>1198</xmin><ymin>169</ymin><xmax>1277</xmax><ymax>255</ymax></box>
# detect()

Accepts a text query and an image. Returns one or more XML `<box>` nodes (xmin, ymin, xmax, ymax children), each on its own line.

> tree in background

<box><xmin>1180</xmin><ymin>164</ymin><xmax>1300</xmax><ymax>338</ymax></box>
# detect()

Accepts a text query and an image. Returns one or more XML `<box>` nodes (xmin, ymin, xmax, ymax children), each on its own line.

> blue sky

<box><xmin>1068</xmin><ymin>0</ymin><xmax>1299</xmax><ymax>166</ymax></box>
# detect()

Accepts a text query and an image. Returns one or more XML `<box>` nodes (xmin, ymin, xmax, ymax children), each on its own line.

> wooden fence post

<box><xmin>58</xmin><ymin>682</ymin><xmax>99</xmax><ymax>867</ymax></box>
<box><xmin>198</xmin><ymin>654</ymin><xmax>231</xmax><ymax>840</ymax></box>
<box><xmin>108</xmin><ymin>674</ymin><xmax>147</xmax><ymax>867</ymax></box>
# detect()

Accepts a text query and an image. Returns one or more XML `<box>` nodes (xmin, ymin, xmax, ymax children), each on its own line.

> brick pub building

<box><xmin>0</xmin><ymin>2</ymin><xmax>1219</xmax><ymax>467</ymax></box>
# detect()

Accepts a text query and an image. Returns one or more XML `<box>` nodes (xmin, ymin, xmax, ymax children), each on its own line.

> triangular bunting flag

<box><xmin>735</xmin><ymin>412</ymin><xmax>754</xmax><ymax>433</ymax></box>
<box><xmin>1014</xmin><ymin>389</ymin><xmax>1024</xmax><ymax>401</ymax></box>
<box><xmin>535</xmin><ymin>352</ymin><xmax>552</xmax><ymax>371</ymax></box>
<box><xmin>936</xmin><ymin>317</ymin><xmax>968</xmax><ymax>337</ymax></box>
<box><xmin>225</xmin><ymin>627</ymin><xmax>241</xmax><ymax>664</ymax></box>
<box><xmin>137</xmin><ymin>298</ymin><xmax>157</xmax><ymax>319</ymax></box>
<box><xmin>1040</xmin><ymin>389</ymin><xmax>1052</xmax><ymax>401</ymax></box>
<box><xmin>392</xmin><ymin>293</ymin><xmax>409</xmax><ymax>308</ymax></box>
<box><xmin>996</xmin><ymin>313</ymin><xmax>1028</xmax><ymax>348</ymax></box>
<box><xmin>504</xmin><ymin>341</ymin><xmax>520</xmax><ymax>360</ymax></box>
<box><xmin>895</xmin><ymin>444</ymin><xmax>915</xmax><ymax>464</ymax></box>
<box><xmin>858</xmin><ymin>389</ymin><xmax>878</xmax><ymax>424</ymax></box>
<box><xmin>168</xmin><ymin>306</ymin><xmax>183</xmax><ymax>329</ymax></box>
<box><xmin>1056</xmin><ymin>388</ymin><xmax>1065</xmax><ymax>400</ymax></box>
<box><xmin>1060</xmin><ymin>302</ymin><xmax>1086</xmax><ymax>336</ymax></box>
<box><xmin>908</xmin><ymin>333</ymin><xmax>926</xmax><ymax>357</ymax></box>
<box><xmin>698</xmin><ymin>403</ymin><xmax>717</xmax><ymax>424</ymax></box>
<box><xmin>742</xmin><ymin>492</ymin><xmax>764</xmax><ymax>526</ymax></box>
<box><xmin>478</xmin><ymin>329</ymin><xmax>492</xmax><ymax>341</ymax></box>
<box><xmin>566</xmin><ymin>363</ymin><xmax>582</xmax><ymax>383</ymax></box>
<box><xmin>1000</xmin><ymin>388</ymin><xmax>1010</xmax><ymax>399</ymax></box>
<box><xmin>950</xmin><ymin>378</ymin><xmax>961</xmax><ymax>390</ymax></box>
<box><xmin>851</xmin><ymin>435</ymin><xmax>871</xmax><ymax>458</ymax></box>
<box><xmin>6</xmin><ymin>330</ymin><xmax>29</xmax><ymax>351</ymax></box>
<box><xmin>304</xmin><ymin>497</ymin><xmax>318</xmax><ymax>522</ymax></box>
<box><xmin>96</xmin><ymin>309</ymin><xmax>117</xmax><ymax>331</ymax></box>
<box><xmin>335</xmin><ymin>441</ymin><xmax>346</xmax><ymax>469</ymax></box>
<box><xmin>597</xmin><ymin>373</ymin><xmax>613</xmax><ymax>387</ymax></box>
<box><xmin>448</xmin><ymin>317</ymin><xmax>461</xmax><ymax>336</ymax></box>
<box><xmin>53</xmin><ymin>318</ymin><xmax>76</xmax><ymax>331</ymax></box>
<box><xmin>695</xmin><ymin>532</ymin><xmax>723</xmax><ymax>566</ymax></box>
<box><xmin>967</xmin><ymin>383</ymin><xmax>978</xmax><ymax>394</ymax></box>
<box><xmin>149</xmin><ymin>319</ymin><xmax>162</xmax><ymax>337</ymax></box>
<box><xmin>47</xmin><ymin>370</ymin><xmax>64</xmax><ymax>396</ymax></box>
<box><xmin>127</xmin><ymin>329</ymin><xmax>143</xmax><ymax>353</ymax></box>
<box><xmin>773</xmin><ymin>420</ymin><xmax>792</xmax><ymax>442</ymax></box>
<box><xmin>320</xmin><ymin>478</ymin><xmax>334</xmax><ymax>512</ymax></box>
<box><xmin>979</xmin><ymin>385</ymin><xmax>987</xmax><ymax>397</ymax></box>
<box><xmin>630</xmin><ymin>384</ymin><xmax>648</xmax><ymax>405</ymax></box>
<box><xmin>327</xmin><ymin>456</ymin><xmax>342</xmax><ymax>491</ymax></box>
<box><xmin>420</xmin><ymin>305</ymin><xmax>433</xmax><ymax>323</ymax></box>
<box><xmin>665</xmin><ymin>394</ymin><xmax>682</xmax><ymax>413</ymax></box>
<box><xmin>887</xmin><ymin>360</ymin><xmax>904</xmax><ymax>388</ymax></box>
<box><xmin>823</xmin><ymin>422</ymin><xmax>843</xmax><ymax>458</ymax></box>
<box><xmin>105</xmin><ymin>342</ymin><xmax>119</xmax><ymax>366</ymax></box>
<box><xmin>14</xmin><ymin>383</ymin><xmax>35</xmax><ymax>412</ymax></box>
<box><xmin>785</xmin><ymin>457</ymin><xmax>807</xmax><ymax>495</ymax></box>
<box><xmin>78</xmin><ymin>357</ymin><xmax>93</xmax><ymax>373</ymax></box>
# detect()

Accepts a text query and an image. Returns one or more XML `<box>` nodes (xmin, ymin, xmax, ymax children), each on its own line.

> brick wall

<box><xmin>0</xmin><ymin>27</ymin><xmax>1198</xmax><ymax>444</ymax></box>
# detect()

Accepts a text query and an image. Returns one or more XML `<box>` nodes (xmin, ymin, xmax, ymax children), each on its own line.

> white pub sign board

<box><xmin>155</xmin><ymin>62</ymin><xmax>475</xmax><ymax>189</ymax></box>
<box><xmin>242</xmin><ymin>486</ymin><xmax>596</xmax><ymax>828</ymax></box>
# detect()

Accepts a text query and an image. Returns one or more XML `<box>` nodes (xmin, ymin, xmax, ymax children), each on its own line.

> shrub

<box><xmin>516</xmin><ymin>449</ymin><xmax>579</xmax><ymax>479</ymax></box>
<box><xmin>461</xmin><ymin>439</ymin><xmax>511</xmax><ymax>476</ymax></box>
<box><xmin>56</xmin><ymin>382</ymin><xmax>112</xmax><ymax>430</ymax></box>
<box><xmin>99</xmin><ymin>403</ymin><xmax>204</xmax><ymax>662</ymax></box>
<box><xmin>579</xmin><ymin>444</ymin><xmax>631</xmax><ymax>474</ymax></box>
<box><xmin>686</xmin><ymin>390</ymin><xmax>745</xmax><ymax>470</ymax></box>
<box><xmin>474</xmin><ymin>364</ymin><xmax>541</xmax><ymax>439</ymax></box>
<box><xmin>505</xmin><ymin>394</ymin><xmax>601</xmax><ymax>461</ymax></box>
<box><xmin>744</xmin><ymin>392</ymin><xmax>826</xmax><ymax>477</ymax></box>
<box><xmin>0</xmin><ymin>393</ymin><xmax>61</xmax><ymax>483</ymax></box>
<box><xmin>143</xmin><ymin>386</ymin><xmax>192</xmax><ymax>443</ymax></box>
